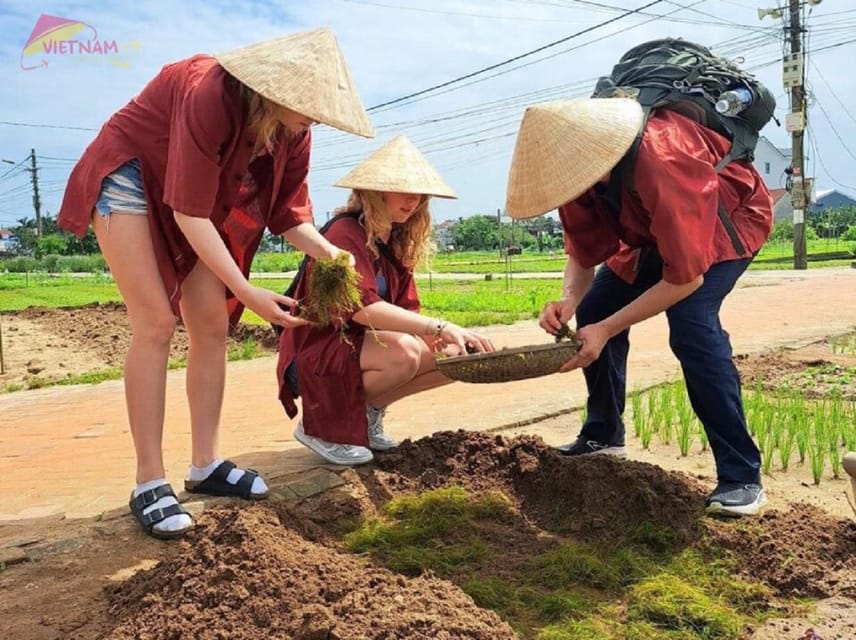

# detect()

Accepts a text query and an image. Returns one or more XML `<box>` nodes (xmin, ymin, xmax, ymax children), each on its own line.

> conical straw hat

<box><xmin>215</xmin><ymin>28</ymin><xmax>374</xmax><ymax>138</ymax></box>
<box><xmin>505</xmin><ymin>98</ymin><xmax>644</xmax><ymax>219</ymax></box>
<box><xmin>335</xmin><ymin>135</ymin><xmax>457</xmax><ymax>198</ymax></box>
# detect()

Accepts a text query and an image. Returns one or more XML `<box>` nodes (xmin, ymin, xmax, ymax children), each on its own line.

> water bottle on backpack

<box><xmin>715</xmin><ymin>87</ymin><xmax>753</xmax><ymax>117</ymax></box>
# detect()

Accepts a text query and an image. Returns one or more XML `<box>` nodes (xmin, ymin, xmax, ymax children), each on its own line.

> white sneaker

<box><xmin>293</xmin><ymin>421</ymin><xmax>374</xmax><ymax>465</ymax></box>
<box><xmin>367</xmin><ymin>405</ymin><xmax>398</xmax><ymax>451</ymax></box>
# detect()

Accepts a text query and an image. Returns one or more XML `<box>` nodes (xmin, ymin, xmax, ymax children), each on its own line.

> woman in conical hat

<box><xmin>505</xmin><ymin>97</ymin><xmax>773</xmax><ymax>517</ymax></box>
<box><xmin>57</xmin><ymin>28</ymin><xmax>374</xmax><ymax>539</ymax></box>
<box><xmin>277</xmin><ymin>135</ymin><xmax>494</xmax><ymax>466</ymax></box>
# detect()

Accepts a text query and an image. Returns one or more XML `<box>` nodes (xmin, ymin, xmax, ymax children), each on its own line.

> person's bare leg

<box><xmin>180</xmin><ymin>260</ymin><xmax>268</xmax><ymax>497</ymax></box>
<box><xmin>179</xmin><ymin>259</ymin><xmax>228</xmax><ymax>467</ymax></box>
<box><xmin>361</xmin><ymin>331</ymin><xmax>452</xmax><ymax>408</ymax></box>
<box><xmin>93</xmin><ymin>211</ymin><xmax>175</xmax><ymax>483</ymax></box>
<box><xmin>94</xmin><ymin>210</ymin><xmax>191</xmax><ymax>535</ymax></box>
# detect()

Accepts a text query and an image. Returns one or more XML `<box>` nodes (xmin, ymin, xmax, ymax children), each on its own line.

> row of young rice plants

<box><xmin>743</xmin><ymin>381</ymin><xmax>856</xmax><ymax>484</ymax></box>
<box><xmin>628</xmin><ymin>379</ymin><xmax>856</xmax><ymax>484</ymax></box>
<box><xmin>830</xmin><ymin>332</ymin><xmax>856</xmax><ymax>356</ymax></box>
<box><xmin>629</xmin><ymin>382</ymin><xmax>708</xmax><ymax>457</ymax></box>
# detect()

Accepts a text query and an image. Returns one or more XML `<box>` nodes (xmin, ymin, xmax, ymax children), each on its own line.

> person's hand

<box><xmin>437</xmin><ymin>322</ymin><xmax>495</xmax><ymax>354</ymax></box>
<box><xmin>539</xmin><ymin>299</ymin><xmax>575</xmax><ymax>336</ymax></box>
<box><xmin>329</xmin><ymin>246</ymin><xmax>356</xmax><ymax>267</ymax></box>
<box><xmin>558</xmin><ymin>322</ymin><xmax>610</xmax><ymax>372</ymax></box>
<box><xmin>241</xmin><ymin>286</ymin><xmax>308</xmax><ymax>328</ymax></box>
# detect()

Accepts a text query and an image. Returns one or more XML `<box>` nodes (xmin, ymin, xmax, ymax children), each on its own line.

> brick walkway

<box><xmin>1</xmin><ymin>267</ymin><xmax>855</xmax><ymax>521</ymax></box>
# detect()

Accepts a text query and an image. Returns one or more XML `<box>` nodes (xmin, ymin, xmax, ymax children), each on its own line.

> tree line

<box><xmin>3</xmin><ymin>207</ymin><xmax>856</xmax><ymax>259</ymax></box>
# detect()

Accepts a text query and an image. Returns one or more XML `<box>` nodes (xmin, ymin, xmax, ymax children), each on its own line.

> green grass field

<box><xmin>0</xmin><ymin>274</ymin><xmax>559</xmax><ymax>327</ymax></box>
<box><xmin>2</xmin><ymin>241</ymin><xmax>852</xmax><ymax>321</ymax></box>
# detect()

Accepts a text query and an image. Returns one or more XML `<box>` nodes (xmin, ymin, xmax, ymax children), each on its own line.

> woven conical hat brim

<box><xmin>334</xmin><ymin>135</ymin><xmax>457</xmax><ymax>199</ymax></box>
<box><xmin>505</xmin><ymin>99</ymin><xmax>644</xmax><ymax>219</ymax></box>
<box><xmin>215</xmin><ymin>28</ymin><xmax>374</xmax><ymax>138</ymax></box>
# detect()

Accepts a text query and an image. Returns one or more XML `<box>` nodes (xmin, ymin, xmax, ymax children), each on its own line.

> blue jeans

<box><xmin>575</xmin><ymin>251</ymin><xmax>761</xmax><ymax>485</ymax></box>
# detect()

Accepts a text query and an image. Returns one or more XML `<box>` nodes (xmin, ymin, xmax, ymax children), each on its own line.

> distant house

<box><xmin>811</xmin><ymin>188</ymin><xmax>856</xmax><ymax>213</ymax></box>
<box><xmin>434</xmin><ymin>219</ymin><xmax>456</xmax><ymax>251</ymax></box>
<box><xmin>752</xmin><ymin>136</ymin><xmax>791</xmax><ymax>191</ymax></box>
<box><xmin>769</xmin><ymin>188</ymin><xmax>792</xmax><ymax>223</ymax></box>
<box><xmin>0</xmin><ymin>228</ymin><xmax>18</xmax><ymax>254</ymax></box>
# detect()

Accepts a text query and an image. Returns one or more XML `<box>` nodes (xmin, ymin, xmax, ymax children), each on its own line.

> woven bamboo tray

<box><xmin>436</xmin><ymin>340</ymin><xmax>580</xmax><ymax>384</ymax></box>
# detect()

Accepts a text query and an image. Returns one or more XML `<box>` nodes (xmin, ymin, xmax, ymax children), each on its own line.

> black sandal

<box><xmin>128</xmin><ymin>483</ymin><xmax>193</xmax><ymax>540</ymax></box>
<box><xmin>183</xmin><ymin>459</ymin><xmax>269</xmax><ymax>500</ymax></box>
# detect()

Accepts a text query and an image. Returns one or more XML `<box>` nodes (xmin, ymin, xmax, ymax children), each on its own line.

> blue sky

<box><xmin>1</xmin><ymin>0</ymin><xmax>855</xmax><ymax>229</ymax></box>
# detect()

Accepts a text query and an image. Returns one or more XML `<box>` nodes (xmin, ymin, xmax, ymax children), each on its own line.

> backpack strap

<box><xmin>602</xmin><ymin>105</ymin><xmax>650</xmax><ymax>223</ymax></box>
<box><xmin>602</xmin><ymin>111</ymin><xmax>746</xmax><ymax>257</ymax></box>
<box><xmin>711</xmin><ymin>154</ymin><xmax>746</xmax><ymax>255</ymax></box>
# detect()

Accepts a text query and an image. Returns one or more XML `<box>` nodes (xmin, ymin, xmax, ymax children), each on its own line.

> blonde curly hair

<box><xmin>234</xmin><ymin>80</ymin><xmax>289</xmax><ymax>153</ymax></box>
<box><xmin>333</xmin><ymin>190</ymin><xmax>435</xmax><ymax>269</ymax></box>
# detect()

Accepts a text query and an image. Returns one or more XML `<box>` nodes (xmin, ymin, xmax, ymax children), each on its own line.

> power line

<box><xmin>37</xmin><ymin>155</ymin><xmax>79</xmax><ymax>162</ymax></box>
<box><xmin>313</xmin><ymin>0</ymin><xmax>776</xmax><ymax>159</ymax></box>
<box><xmin>807</xmin><ymin>62</ymin><xmax>856</xmax><ymax>128</ymax></box>
<box><xmin>365</xmin><ymin>0</ymin><xmax>666</xmax><ymax>111</ymax></box>
<box><xmin>807</xmin><ymin>127</ymin><xmax>856</xmax><ymax>192</ymax></box>
<box><xmin>0</xmin><ymin>120</ymin><xmax>98</xmax><ymax>132</ymax></box>
<box><xmin>340</xmin><ymin>0</ymin><xmax>592</xmax><ymax>23</ymax></box>
<box><xmin>811</xmin><ymin>94</ymin><xmax>856</xmax><ymax>163</ymax></box>
<box><xmin>0</xmin><ymin>157</ymin><xmax>28</xmax><ymax>181</ymax></box>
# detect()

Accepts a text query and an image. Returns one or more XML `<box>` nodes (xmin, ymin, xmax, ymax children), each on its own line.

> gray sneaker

<box><xmin>293</xmin><ymin>421</ymin><xmax>373</xmax><ymax>466</ymax></box>
<box><xmin>367</xmin><ymin>405</ymin><xmax>398</xmax><ymax>451</ymax></box>
<box><xmin>556</xmin><ymin>437</ymin><xmax>627</xmax><ymax>458</ymax></box>
<box><xmin>706</xmin><ymin>482</ymin><xmax>767</xmax><ymax>517</ymax></box>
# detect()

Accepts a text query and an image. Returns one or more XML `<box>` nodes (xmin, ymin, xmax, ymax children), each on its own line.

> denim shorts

<box><xmin>95</xmin><ymin>158</ymin><xmax>148</xmax><ymax>217</ymax></box>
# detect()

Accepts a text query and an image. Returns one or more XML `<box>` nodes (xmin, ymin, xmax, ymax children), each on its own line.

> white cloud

<box><xmin>0</xmin><ymin>0</ymin><xmax>854</xmax><ymax>228</ymax></box>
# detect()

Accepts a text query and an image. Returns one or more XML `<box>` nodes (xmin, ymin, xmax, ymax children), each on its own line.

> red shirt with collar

<box><xmin>558</xmin><ymin>109</ymin><xmax>773</xmax><ymax>284</ymax></box>
<box><xmin>277</xmin><ymin>213</ymin><xmax>421</xmax><ymax>447</ymax></box>
<box><xmin>58</xmin><ymin>54</ymin><xmax>313</xmax><ymax>323</ymax></box>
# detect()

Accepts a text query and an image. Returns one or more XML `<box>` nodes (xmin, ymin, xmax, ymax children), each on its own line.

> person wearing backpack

<box><xmin>57</xmin><ymin>28</ymin><xmax>374</xmax><ymax>539</ymax></box>
<box><xmin>505</xmin><ymin>97</ymin><xmax>773</xmax><ymax>517</ymax></box>
<box><xmin>277</xmin><ymin>135</ymin><xmax>494</xmax><ymax>466</ymax></box>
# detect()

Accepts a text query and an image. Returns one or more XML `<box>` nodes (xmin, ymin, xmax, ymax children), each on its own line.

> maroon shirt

<box><xmin>277</xmin><ymin>214</ymin><xmax>420</xmax><ymax>446</ymax></box>
<box><xmin>559</xmin><ymin>109</ymin><xmax>773</xmax><ymax>284</ymax></box>
<box><xmin>58</xmin><ymin>55</ymin><xmax>313</xmax><ymax>324</ymax></box>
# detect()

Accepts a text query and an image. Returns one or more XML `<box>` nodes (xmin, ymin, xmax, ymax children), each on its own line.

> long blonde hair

<box><xmin>333</xmin><ymin>190</ymin><xmax>435</xmax><ymax>269</ymax></box>
<box><xmin>235</xmin><ymin>81</ymin><xmax>286</xmax><ymax>153</ymax></box>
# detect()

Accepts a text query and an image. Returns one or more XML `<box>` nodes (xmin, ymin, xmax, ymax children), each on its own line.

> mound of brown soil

<box><xmin>5</xmin><ymin>433</ymin><xmax>855</xmax><ymax>640</ymax></box>
<box><xmin>705</xmin><ymin>505</ymin><xmax>856</xmax><ymax>598</ymax></box>
<box><xmin>105</xmin><ymin>506</ymin><xmax>516</xmax><ymax>640</ymax></box>
<box><xmin>371</xmin><ymin>431</ymin><xmax>707</xmax><ymax>545</ymax></box>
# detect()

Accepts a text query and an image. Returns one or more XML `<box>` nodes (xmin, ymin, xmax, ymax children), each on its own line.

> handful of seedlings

<box><xmin>301</xmin><ymin>252</ymin><xmax>363</xmax><ymax>326</ymax></box>
<box><xmin>554</xmin><ymin>323</ymin><xmax>577</xmax><ymax>344</ymax></box>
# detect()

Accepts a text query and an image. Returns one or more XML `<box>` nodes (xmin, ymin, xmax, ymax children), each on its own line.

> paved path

<box><xmin>1</xmin><ymin>267</ymin><xmax>855</xmax><ymax>521</ymax></box>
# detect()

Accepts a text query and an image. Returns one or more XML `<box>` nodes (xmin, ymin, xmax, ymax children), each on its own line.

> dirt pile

<box><xmin>371</xmin><ymin>431</ymin><xmax>708</xmax><ymax>545</ymax></box>
<box><xmin>104</xmin><ymin>505</ymin><xmax>516</xmax><ymax>640</ymax></box>
<box><xmin>706</xmin><ymin>505</ymin><xmax>856</xmax><ymax>598</ymax></box>
<box><xmin>100</xmin><ymin>433</ymin><xmax>856</xmax><ymax>639</ymax></box>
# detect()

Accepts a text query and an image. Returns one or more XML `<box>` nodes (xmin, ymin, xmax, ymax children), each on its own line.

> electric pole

<box><xmin>29</xmin><ymin>148</ymin><xmax>42</xmax><ymax>237</ymax></box>
<box><xmin>787</xmin><ymin>0</ymin><xmax>808</xmax><ymax>269</ymax></box>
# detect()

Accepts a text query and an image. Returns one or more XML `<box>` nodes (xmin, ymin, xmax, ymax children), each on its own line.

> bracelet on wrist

<box><xmin>435</xmin><ymin>320</ymin><xmax>448</xmax><ymax>338</ymax></box>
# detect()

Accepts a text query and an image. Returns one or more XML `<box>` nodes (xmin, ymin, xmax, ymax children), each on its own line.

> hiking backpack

<box><xmin>592</xmin><ymin>38</ymin><xmax>778</xmax><ymax>253</ymax></box>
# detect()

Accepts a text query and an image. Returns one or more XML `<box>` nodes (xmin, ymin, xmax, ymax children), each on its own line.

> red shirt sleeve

<box><xmin>558</xmin><ymin>190</ymin><xmax>620</xmax><ymax>268</ymax></box>
<box><xmin>633</xmin><ymin>121</ymin><xmax>720</xmax><ymax>284</ymax></box>
<box><xmin>268</xmin><ymin>130</ymin><xmax>314</xmax><ymax>235</ymax></box>
<box><xmin>162</xmin><ymin>67</ymin><xmax>233</xmax><ymax>217</ymax></box>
